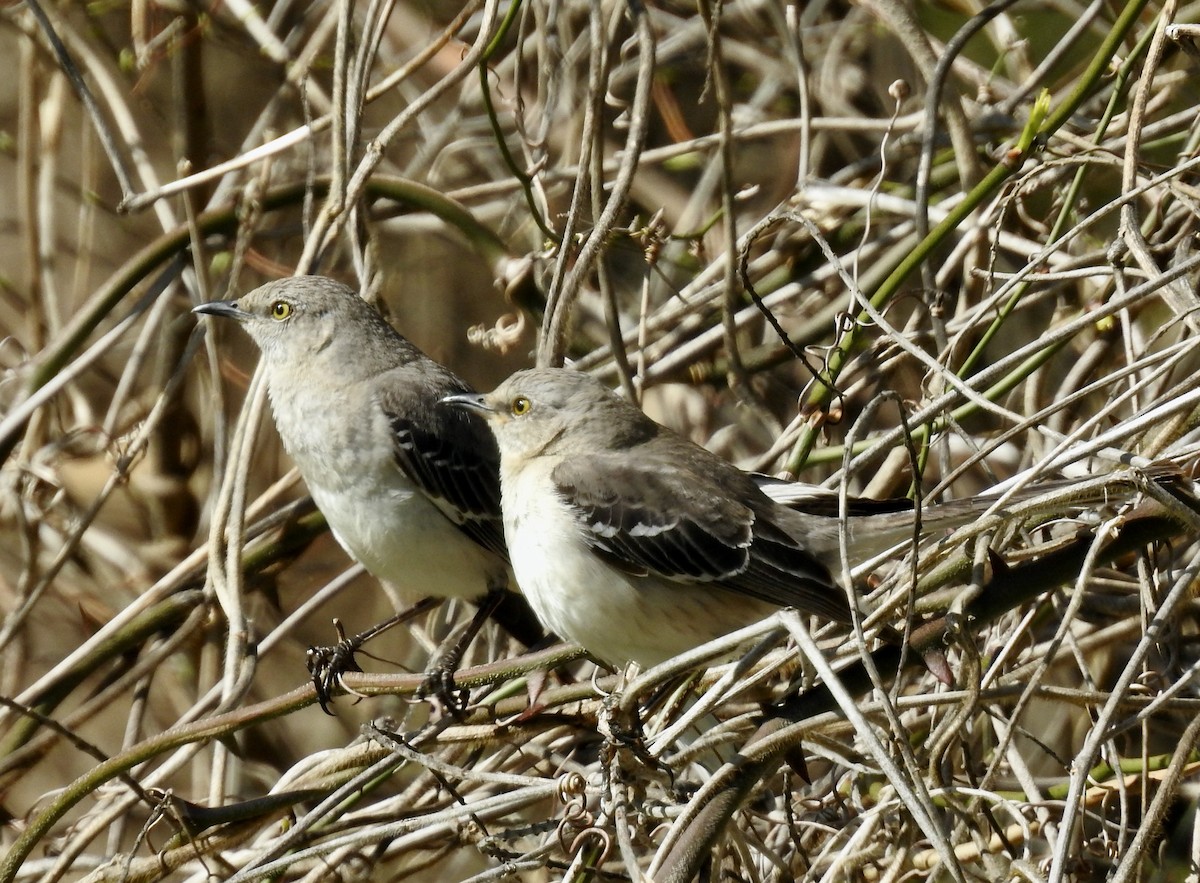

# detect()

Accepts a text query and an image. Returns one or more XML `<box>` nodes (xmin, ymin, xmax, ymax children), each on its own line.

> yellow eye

<box><xmin>510</xmin><ymin>395</ymin><xmax>532</xmax><ymax>417</ymax></box>
<box><xmin>270</xmin><ymin>300</ymin><xmax>292</xmax><ymax>320</ymax></box>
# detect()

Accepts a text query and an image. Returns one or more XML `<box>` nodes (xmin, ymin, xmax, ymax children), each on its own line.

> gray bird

<box><xmin>444</xmin><ymin>368</ymin><xmax>1123</xmax><ymax>668</ymax></box>
<box><xmin>193</xmin><ymin>276</ymin><xmax>538</xmax><ymax>701</ymax></box>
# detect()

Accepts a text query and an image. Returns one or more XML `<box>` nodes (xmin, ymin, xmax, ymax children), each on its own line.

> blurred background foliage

<box><xmin>3</xmin><ymin>0</ymin><xmax>1200</xmax><ymax>880</ymax></box>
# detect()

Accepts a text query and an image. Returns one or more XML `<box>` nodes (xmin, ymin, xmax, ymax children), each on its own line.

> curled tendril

<box><xmin>556</xmin><ymin>770</ymin><xmax>595</xmax><ymax>856</ymax></box>
<box><xmin>557</xmin><ymin>771</ymin><xmax>587</xmax><ymax>804</ymax></box>
<box><xmin>468</xmin><ymin>311</ymin><xmax>526</xmax><ymax>355</ymax></box>
<box><xmin>559</xmin><ymin>797</ymin><xmax>593</xmax><ymax>830</ymax></box>
<box><xmin>568</xmin><ymin>826</ymin><xmax>612</xmax><ymax>867</ymax></box>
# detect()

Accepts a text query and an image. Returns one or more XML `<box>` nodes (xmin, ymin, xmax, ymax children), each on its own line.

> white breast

<box><xmin>309</xmin><ymin>476</ymin><xmax>504</xmax><ymax>600</ymax></box>
<box><xmin>501</xmin><ymin>460</ymin><xmax>775</xmax><ymax>667</ymax></box>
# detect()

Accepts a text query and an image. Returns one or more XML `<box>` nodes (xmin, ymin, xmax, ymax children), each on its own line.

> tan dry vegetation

<box><xmin>3</xmin><ymin>1</ymin><xmax>1200</xmax><ymax>881</ymax></box>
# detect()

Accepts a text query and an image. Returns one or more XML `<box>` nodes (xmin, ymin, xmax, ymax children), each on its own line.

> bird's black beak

<box><xmin>441</xmin><ymin>392</ymin><xmax>495</xmax><ymax>416</ymax></box>
<box><xmin>192</xmin><ymin>300</ymin><xmax>250</xmax><ymax>321</ymax></box>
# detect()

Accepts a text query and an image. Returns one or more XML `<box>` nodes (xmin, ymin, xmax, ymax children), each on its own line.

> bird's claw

<box><xmin>414</xmin><ymin>659</ymin><xmax>470</xmax><ymax>715</ymax></box>
<box><xmin>306</xmin><ymin>619</ymin><xmax>366</xmax><ymax>714</ymax></box>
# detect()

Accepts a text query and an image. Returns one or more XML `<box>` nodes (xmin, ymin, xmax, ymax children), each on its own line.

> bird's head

<box><xmin>442</xmin><ymin>368</ymin><xmax>655</xmax><ymax>461</ymax></box>
<box><xmin>193</xmin><ymin>276</ymin><xmax>405</xmax><ymax>371</ymax></box>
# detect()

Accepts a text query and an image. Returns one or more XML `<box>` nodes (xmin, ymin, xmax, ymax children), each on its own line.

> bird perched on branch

<box><xmin>194</xmin><ymin>276</ymin><xmax>540</xmax><ymax>706</ymax></box>
<box><xmin>444</xmin><ymin>367</ymin><xmax>1156</xmax><ymax>668</ymax></box>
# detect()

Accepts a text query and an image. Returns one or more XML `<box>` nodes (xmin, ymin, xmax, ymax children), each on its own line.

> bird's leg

<box><xmin>306</xmin><ymin>619</ymin><xmax>363</xmax><ymax>714</ymax></box>
<box><xmin>415</xmin><ymin>588</ymin><xmax>507</xmax><ymax>709</ymax></box>
<box><xmin>597</xmin><ymin>685</ymin><xmax>675</xmax><ymax>787</ymax></box>
<box><xmin>306</xmin><ymin>596</ymin><xmax>444</xmax><ymax>714</ymax></box>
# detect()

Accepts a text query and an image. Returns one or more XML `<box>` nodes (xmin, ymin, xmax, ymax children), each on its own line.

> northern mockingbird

<box><xmin>443</xmin><ymin>368</ymin><xmax>1139</xmax><ymax>668</ymax></box>
<box><xmin>193</xmin><ymin>276</ymin><xmax>539</xmax><ymax>702</ymax></box>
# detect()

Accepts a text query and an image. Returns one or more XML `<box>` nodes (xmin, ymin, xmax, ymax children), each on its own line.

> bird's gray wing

<box><xmin>552</xmin><ymin>456</ymin><xmax>850</xmax><ymax>622</ymax></box>
<box><xmin>376</xmin><ymin>368</ymin><xmax>507</xmax><ymax>559</ymax></box>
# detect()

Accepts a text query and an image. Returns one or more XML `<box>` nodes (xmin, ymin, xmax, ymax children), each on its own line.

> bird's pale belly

<box><xmin>505</xmin><ymin>488</ymin><xmax>775</xmax><ymax>668</ymax></box>
<box><xmin>309</xmin><ymin>478</ymin><xmax>502</xmax><ymax>600</ymax></box>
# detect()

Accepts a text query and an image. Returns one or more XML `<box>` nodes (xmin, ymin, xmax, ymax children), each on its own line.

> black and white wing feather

<box><xmin>552</xmin><ymin>454</ymin><xmax>852</xmax><ymax>623</ymax></box>
<box><xmin>376</xmin><ymin>366</ymin><xmax>507</xmax><ymax>559</ymax></box>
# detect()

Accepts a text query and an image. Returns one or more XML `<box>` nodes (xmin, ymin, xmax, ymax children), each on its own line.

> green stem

<box><xmin>786</xmin><ymin>0</ymin><xmax>1152</xmax><ymax>474</ymax></box>
<box><xmin>477</xmin><ymin>0</ymin><xmax>555</xmax><ymax>240</ymax></box>
<box><xmin>958</xmin><ymin>21</ymin><xmax>1157</xmax><ymax>380</ymax></box>
<box><xmin>786</xmin><ymin>94</ymin><xmax>1050</xmax><ymax>472</ymax></box>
